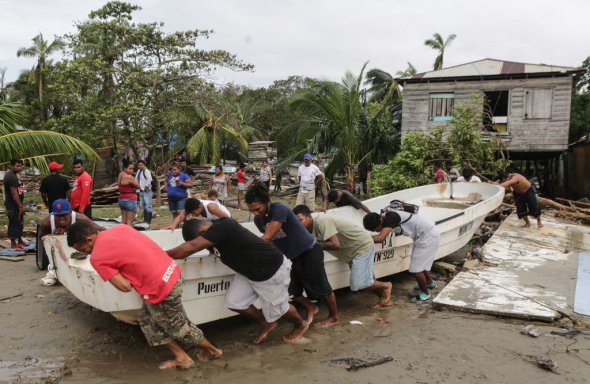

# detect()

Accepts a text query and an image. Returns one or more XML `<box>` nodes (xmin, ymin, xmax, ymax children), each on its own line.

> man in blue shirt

<box><xmin>246</xmin><ymin>182</ymin><xmax>340</xmax><ymax>328</ymax></box>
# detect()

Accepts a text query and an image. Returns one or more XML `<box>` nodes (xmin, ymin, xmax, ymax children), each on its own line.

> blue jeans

<box><xmin>118</xmin><ymin>199</ymin><xmax>138</xmax><ymax>212</ymax></box>
<box><xmin>168</xmin><ymin>196</ymin><xmax>187</xmax><ymax>213</ymax></box>
<box><xmin>139</xmin><ymin>191</ymin><xmax>153</xmax><ymax>212</ymax></box>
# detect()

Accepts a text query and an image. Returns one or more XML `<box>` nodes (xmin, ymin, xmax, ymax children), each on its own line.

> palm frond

<box><xmin>0</xmin><ymin>131</ymin><xmax>99</xmax><ymax>166</ymax></box>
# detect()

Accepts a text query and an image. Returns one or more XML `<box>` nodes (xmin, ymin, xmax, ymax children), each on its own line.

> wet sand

<box><xmin>1</xmin><ymin>257</ymin><xmax>589</xmax><ymax>384</ymax></box>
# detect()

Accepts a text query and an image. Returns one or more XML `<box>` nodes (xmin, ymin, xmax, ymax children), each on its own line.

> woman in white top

<box><xmin>209</xmin><ymin>165</ymin><xmax>231</xmax><ymax>204</ymax></box>
<box><xmin>166</xmin><ymin>198</ymin><xmax>231</xmax><ymax>230</ymax></box>
<box><xmin>259</xmin><ymin>160</ymin><xmax>273</xmax><ymax>189</ymax></box>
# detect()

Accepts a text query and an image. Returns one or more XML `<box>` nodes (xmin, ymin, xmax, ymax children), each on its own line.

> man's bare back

<box><xmin>499</xmin><ymin>173</ymin><xmax>531</xmax><ymax>195</ymax></box>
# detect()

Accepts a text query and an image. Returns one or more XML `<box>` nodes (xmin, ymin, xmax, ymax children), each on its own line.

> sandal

<box><xmin>413</xmin><ymin>281</ymin><xmax>437</xmax><ymax>290</ymax></box>
<box><xmin>410</xmin><ymin>292</ymin><xmax>432</xmax><ymax>303</ymax></box>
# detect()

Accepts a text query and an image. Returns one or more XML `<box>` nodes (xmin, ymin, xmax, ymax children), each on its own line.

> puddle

<box><xmin>0</xmin><ymin>357</ymin><xmax>67</xmax><ymax>383</ymax></box>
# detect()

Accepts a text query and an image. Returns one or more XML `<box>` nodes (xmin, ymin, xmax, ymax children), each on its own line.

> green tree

<box><xmin>0</xmin><ymin>101</ymin><xmax>98</xmax><ymax>172</ymax></box>
<box><xmin>32</xmin><ymin>1</ymin><xmax>252</xmax><ymax>168</ymax></box>
<box><xmin>370</xmin><ymin>94</ymin><xmax>503</xmax><ymax>195</ymax></box>
<box><xmin>395</xmin><ymin>62</ymin><xmax>417</xmax><ymax>77</ymax></box>
<box><xmin>364</xmin><ymin>68</ymin><xmax>401</xmax><ymax>106</ymax></box>
<box><xmin>16</xmin><ymin>32</ymin><xmax>65</xmax><ymax>118</ymax></box>
<box><xmin>288</xmin><ymin>63</ymin><xmax>395</xmax><ymax>191</ymax></box>
<box><xmin>424</xmin><ymin>33</ymin><xmax>456</xmax><ymax>70</ymax></box>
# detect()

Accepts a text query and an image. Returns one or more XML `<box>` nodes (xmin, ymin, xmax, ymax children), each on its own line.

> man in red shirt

<box><xmin>70</xmin><ymin>160</ymin><xmax>93</xmax><ymax>219</ymax></box>
<box><xmin>67</xmin><ymin>222</ymin><xmax>222</xmax><ymax>370</ymax></box>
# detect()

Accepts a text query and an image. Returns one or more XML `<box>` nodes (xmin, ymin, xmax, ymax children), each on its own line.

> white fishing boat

<box><xmin>43</xmin><ymin>183</ymin><xmax>504</xmax><ymax>325</ymax></box>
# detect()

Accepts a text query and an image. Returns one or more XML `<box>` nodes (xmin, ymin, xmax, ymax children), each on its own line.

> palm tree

<box><xmin>424</xmin><ymin>33</ymin><xmax>457</xmax><ymax>70</ymax></box>
<box><xmin>364</xmin><ymin>68</ymin><xmax>401</xmax><ymax>105</ymax></box>
<box><xmin>396</xmin><ymin>62</ymin><xmax>417</xmax><ymax>77</ymax></box>
<box><xmin>0</xmin><ymin>101</ymin><xmax>98</xmax><ymax>172</ymax></box>
<box><xmin>186</xmin><ymin>99</ymin><xmax>264</xmax><ymax>165</ymax></box>
<box><xmin>16</xmin><ymin>33</ymin><xmax>64</xmax><ymax>102</ymax></box>
<box><xmin>289</xmin><ymin>63</ymin><xmax>389</xmax><ymax>192</ymax></box>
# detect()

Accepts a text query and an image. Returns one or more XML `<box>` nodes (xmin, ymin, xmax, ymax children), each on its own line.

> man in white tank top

<box><xmin>39</xmin><ymin>199</ymin><xmax>105</xmax><ymax>238</ymax></box>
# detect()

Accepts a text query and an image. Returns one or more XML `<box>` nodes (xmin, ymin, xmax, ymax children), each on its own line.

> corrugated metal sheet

<box><xmin>400</xmin><ymin>58</ymin><xmax>583</xmax><ymax>80</ymax></box>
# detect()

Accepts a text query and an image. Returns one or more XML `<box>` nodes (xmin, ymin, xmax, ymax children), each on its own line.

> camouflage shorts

<box><xmin>138</xmin><ymin>279</ymin><xmax>204</xmax><ymax>348</ymax></box>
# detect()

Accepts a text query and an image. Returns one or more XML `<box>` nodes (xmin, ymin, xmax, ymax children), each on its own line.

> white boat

<box><xmin>43</xmin><ymin>183</ymin><xmax>504</xmax><ymax>325</ymax></box>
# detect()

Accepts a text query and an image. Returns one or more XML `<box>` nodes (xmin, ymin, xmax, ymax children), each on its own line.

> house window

<box><xmin>484</xmin><ymin>90</ymin><xmax>509</xmax><ymax>132</ymax></box>
<box><xmin>429</xmin><ymin>93</ymin><xmax>454</xmax><ymax>121</ymax></box>
<box><xmin>524</xmin><ymin>88</ymin><xmax>552</xmax><ymax>119</ymax></box>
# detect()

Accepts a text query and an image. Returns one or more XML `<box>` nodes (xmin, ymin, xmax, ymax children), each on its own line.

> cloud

<box><xmin>1</xmin><ymin>0</ymin><xmax>588</xmax><ymax>87</ymax></box>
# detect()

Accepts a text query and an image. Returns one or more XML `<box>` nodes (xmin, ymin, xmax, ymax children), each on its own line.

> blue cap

<box><xmin>303</xmin><ymin>153</ymin><xmax>312</xmax><ymax>160</ymax></box>
<box><xmin>52</xmin><ymin>199</ymin><xmax>72</xmax><ymax>215</ymax></box>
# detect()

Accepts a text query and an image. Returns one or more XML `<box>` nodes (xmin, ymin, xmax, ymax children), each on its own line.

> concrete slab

<box><xmin>434</xmin><ymin>214</ymin><xmax>590</xmax><ymax>321</ymax></box>
<box><xmin>574</xmin><ymin>252</ymin><xmax>590</xmax><ymax>316</ymax></box>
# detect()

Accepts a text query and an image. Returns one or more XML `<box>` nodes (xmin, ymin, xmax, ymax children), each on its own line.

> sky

<box><xmin>1</xmin><ymin>0</ymin><xmax>588</xmax><ymax>88</ymax></box>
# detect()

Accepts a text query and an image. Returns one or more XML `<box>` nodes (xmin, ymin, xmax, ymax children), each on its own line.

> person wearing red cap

<box><xmin>40</xmin><ymin>161</ymin><xmax>71</xmax><ymax>214</ymax></box>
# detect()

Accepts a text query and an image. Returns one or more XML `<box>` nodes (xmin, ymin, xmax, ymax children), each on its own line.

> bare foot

<box><xmin>159</xmin><ymin>359</ymin><xmax>194</xmax><ymax>370</ymax></box>
<box><xmin>315</xmin><ymin>317</ymin><xmax>340</xmax><ymax>328</ymax></box>
<box><xmin>302</xmin><ymin>302</ymin><xmax>319</xmax><ymax>324</ymax></box>
<box><xmin>373</xmin><ymin>282</ymin><xmax>393</xmax><ymax>309</ymax></box>
<box><xmin>538</xmin><ymin>223</ymin><xmax>544</xmax><ymax>228</ymax></box>
<box><xmin>521</xmin><ymin>223</ymin><xmax>531</xmax><ymax>228</ymax></box>
<box><xmin>283</xmin><ymin>322</ymin><xmax>310</xmax><ymax>344</ymax></box>
<box><xmin>196</xmin><ymin>347</ymin><xmax>223</xmax><ymax>361</ymax></box>
<box><xmin>253</xmin><ymin>321</ymin><xmax>278</xmax><ymax>344</ymax></box>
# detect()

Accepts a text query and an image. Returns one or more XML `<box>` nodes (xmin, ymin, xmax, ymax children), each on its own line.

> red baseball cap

<box><xmin>48</xmin><ymin>161</ymin><xmax>64</xmax><ymax>171</ymax></box>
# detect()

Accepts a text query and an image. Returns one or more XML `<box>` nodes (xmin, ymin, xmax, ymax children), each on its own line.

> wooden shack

<box><xmin>397</xmin><ymin>59</ymin><xmax>585</xmax><ymax>158</ymax></box>
<box><xmin>248</xmin><ymin>141</ymin><xmax>277</xmax><ymax>168</ymax></box>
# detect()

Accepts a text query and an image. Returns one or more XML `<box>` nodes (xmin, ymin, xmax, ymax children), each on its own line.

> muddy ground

<box><xmin>1</xmin><ymin>255</ymin><xmax>589</xmax><ymax>384</ymax></box>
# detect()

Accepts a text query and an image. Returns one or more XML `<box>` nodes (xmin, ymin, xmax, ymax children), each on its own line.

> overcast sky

<box><xmin>1</xmin><ymin>0</ymin><xmax>588</xmax><ymax>88</ymax></box>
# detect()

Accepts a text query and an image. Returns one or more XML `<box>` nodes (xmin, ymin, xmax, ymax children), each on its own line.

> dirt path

<box><xmin>1</xmin><ymin>257</ymin><xmax>589</xmax><ymax>384</ymax></box>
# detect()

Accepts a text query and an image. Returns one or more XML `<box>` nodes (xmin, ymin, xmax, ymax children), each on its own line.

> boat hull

<box><xmin>45</xmin><ymin>183</ymin><xmax>504</xmax><ymax>324</ymax></box>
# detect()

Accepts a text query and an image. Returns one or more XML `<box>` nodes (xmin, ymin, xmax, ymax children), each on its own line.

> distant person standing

<box><xmin>496</xmin><ymin>170</ymin><xmax>542</xmax><ymax>228</ymax></box>
<box><xmin>117</xmin><ymin>160</ymin><xmax>140</xmax><ymax>226</ymax></box>
<box><xmin>3</xmin><ymin>159</ymin><xmax>28</xmax><ymax>249</ymax></box>
<box><xmin>165</xmin><ymin>163</ymin><xmax>192</xmax><ymax>219</ymax></box>
<box><xmin>136</xmin><ymin>160</ymin><xmax>154</xmax><ymax>224</ymax></box>
<box><xmin>39</xmin><ymin>161</ymin><xmax>71</xmax><ymax>213</ymax></box>
<box><xmin>445</xmin><ymin>160</ymin><xmax>460</xmax><ymax>182</ymax></box>
<box><xmin>323</xmin><ymin>189</ymin><xmax>371</xmax><ymax>213</ymax></box>
<box><xmin>296</xmin><ymin>154</ymin><xmax>323</xmax><ymax>211</ymax></box>
<box><xmin>259</xmin><ymin>160</ymin><xmax>273</xmax><ymax>190</ymax></box>
<box><xmin>237</xmin><ymin>163</ymin><xmax>248</xmax><ymax>210</ymax></box>
<box><xmin>209</xmin><ymin>165</ymin><xmax>230</xmax><ymax>204</ymax></box>
<box><xmin>432</xmin><ymin>161</ymin><xmax>448</xmax><ymax>183</ymax></box>
<box><xmin>71</xmin><ymin>159</ymin><xmax>93</xmax><ymax>219</ymax></box>
<box><xmin>180</xmin><ymin>158</ymin><xmax>196</xmax><ymax>180</ymax></box>
<box><xmin>456</xmin><ymin>168</ymin><xmax>481</xmax><ymax>183</ymax></box>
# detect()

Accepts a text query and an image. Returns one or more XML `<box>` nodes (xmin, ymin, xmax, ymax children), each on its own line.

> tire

<box><xmin>36</xmin><ymin>224</ymin><xmax>49</xmax><ymax>271</ymax></box>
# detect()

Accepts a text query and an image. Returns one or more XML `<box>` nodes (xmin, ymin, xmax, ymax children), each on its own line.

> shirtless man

<box><xmin>496</xmin><ymin>170</ymin><xmax>542</xmax><ymax>228</ymax></box>
<box><xmin>39</xmin><ymin>199</ymin><xmax>104</xmax><ymax>237</ymax></box>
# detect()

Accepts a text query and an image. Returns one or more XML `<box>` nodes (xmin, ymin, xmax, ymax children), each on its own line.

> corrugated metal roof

<box><xmin>399</xmin><ymin>58</ymin><xmax>584</xmax><ymax>81</ymax></box>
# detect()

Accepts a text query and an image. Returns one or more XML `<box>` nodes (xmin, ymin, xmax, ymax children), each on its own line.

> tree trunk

<box><xmin>346</xmin><ymin>166</ymin><xmax>355</xmax><ymax>192</ymax></box>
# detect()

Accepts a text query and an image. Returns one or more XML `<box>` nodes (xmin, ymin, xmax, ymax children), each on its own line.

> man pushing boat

<box><xmin>67</xmin><ymin>222</ymin><xmax>222</xmax><ymax>370</ymax></box>
<box><xmin>293</xmin><ymin>205</ymin><xmax>392</xmax><ymax>308</ymax></box>
<box><xmin>363</xmin><ymin>210</ymin><xmax>440</xmax><ymax>302</ymax></box>
<box><xmin>167</xmin><ymin>218</ymin><xmax>309</xmax><ymax>344</ymax></box>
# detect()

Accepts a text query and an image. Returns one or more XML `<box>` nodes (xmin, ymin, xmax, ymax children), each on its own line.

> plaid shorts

<box><xmin>138</xmin><ymin>279</ymin><xmax>204</xmax><ymax>348</ymax></box>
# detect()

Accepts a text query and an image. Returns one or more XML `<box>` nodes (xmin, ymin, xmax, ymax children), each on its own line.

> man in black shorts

<box><xmin>322</xmin><ymin>188</ymin><xmax>371</xmax><ymax>213</ymax></box>
<box><xmin>246</xmin><ymin>183</ymin><xmax>339</xmax><ymax>328</ymax></box>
